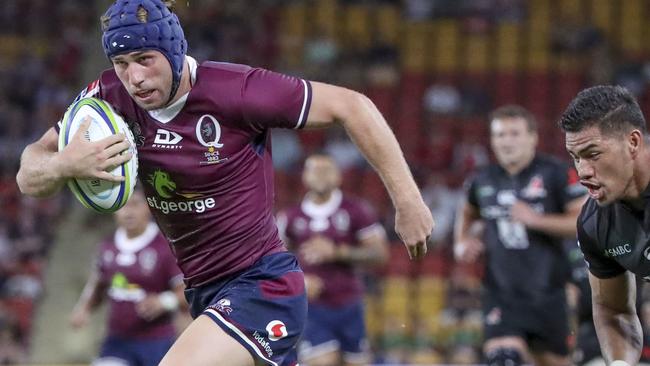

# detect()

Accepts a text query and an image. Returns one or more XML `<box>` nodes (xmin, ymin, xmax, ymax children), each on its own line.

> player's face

<box><xmin>111</xmin><ymin>50</ymin><xmax>173</xmax><ymax>110</ymax></box>
<box><xmin>490</xmin><ymin>116</ymin><xmax>537</xmax><ymax>168</ymax></box>
<box><xmin>115</xmin><ymin>191</ymin><xmax>151</xmax><ymax>233</ymax></box>
<box><xmin>566</xmin><ymin>126</ymin><xmax>636</xmax><ymax>206</ymax></box>
<box><xmin>302</xmin><ymin>156</ymin><xmax>341</xmax><ymax>195</ymax></box>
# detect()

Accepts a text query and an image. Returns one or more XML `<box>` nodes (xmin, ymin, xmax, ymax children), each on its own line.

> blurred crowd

<box><xmin>3</xmin><ymin>0</ymin><xmax>650</xmax><ymax>364</ymax></box>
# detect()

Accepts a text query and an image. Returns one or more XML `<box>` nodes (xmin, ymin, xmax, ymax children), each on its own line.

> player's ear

<box><xmin>628</xmin><ymin>129</ymin><xmax>642</xmax><ymax>158</ymax></box>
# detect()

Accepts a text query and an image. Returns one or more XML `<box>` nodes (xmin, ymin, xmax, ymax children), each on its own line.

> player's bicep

<box><xmin>33</xmin><ymin>127</ymin><xmax>60</xmax><ymax>153</ymax></box>
<box><xmin>303</xmin><ymin>81</ymin><xmax>362</xmax><ymax>130</ymax></box>
<box><xmin>589</xmin><ymin>271</ymin><xmax>636</xmax><ymax>313</ymax></box>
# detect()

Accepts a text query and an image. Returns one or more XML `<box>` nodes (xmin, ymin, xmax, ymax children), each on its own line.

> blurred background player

<box><xmin>15</xmin><ymin>0</ymin><xmax>433</xmax><ymax>365</ymax></box>
<box><xmin>454</xmin><ymin>105</ymin><xmax>587</xmax><ymax>366</ymax></box>
<box><xmin>277</xmin><ymin>154</ymin><xmax>389</xmax><ymax>366</ymax></box>
<box><xmin>69</xmin><ymin>188</ymin><xmax>185</xmax><ymax>366</ymax></box>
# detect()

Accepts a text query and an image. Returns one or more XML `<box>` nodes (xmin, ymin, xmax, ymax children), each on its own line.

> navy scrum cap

<box><xmin>101</xmin><ymin>0</ymin><xmax>187</xmax><ymax>103</ymax></box>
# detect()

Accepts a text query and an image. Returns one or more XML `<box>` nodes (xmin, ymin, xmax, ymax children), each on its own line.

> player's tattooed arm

<box><xmin>305</xmin><ymin>81</ymin><xmax>433</xmax><ymax>260</ymax></box>
<box><xmin>589</xmin><ymin>272</ymin><xmax>642</xmax><ymax>364</ymax></box>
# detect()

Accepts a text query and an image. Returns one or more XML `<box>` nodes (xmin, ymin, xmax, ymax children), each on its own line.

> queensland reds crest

<box><xmin>266</xmin><ymin>320</ymin><xmax>288</xmax><ymax>341</ymax></box>
<box><xmin>196</xmin><ymin>114</ymin><xmax>224</xmax><ymax>148</ymax></box>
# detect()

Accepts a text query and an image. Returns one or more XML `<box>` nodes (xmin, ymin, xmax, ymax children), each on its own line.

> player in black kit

<box><xmin>560</xmin><ymin>85</ymin><xmax>650</xmax><ymax>366</ymax></box>
<box><xmin>455</xmin><ymin>105</ymin><xmax>587</xmax><ymax>366</ymax></box>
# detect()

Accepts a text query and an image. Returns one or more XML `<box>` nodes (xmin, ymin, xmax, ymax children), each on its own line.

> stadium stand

<box><xmin>5</xmin><ymin>0</ymin><xmax>650</xmax><ymax>364</ymax></box>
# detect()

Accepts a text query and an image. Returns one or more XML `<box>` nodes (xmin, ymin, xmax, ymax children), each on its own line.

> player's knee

<box><xmin>485</xmin><ymin>347</ymin><xmax>524</xmax><ymax>366</ymax></box>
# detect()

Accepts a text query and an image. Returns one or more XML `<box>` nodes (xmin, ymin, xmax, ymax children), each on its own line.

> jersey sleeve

<box><xmin>240</xmin><ymin>68</ymin><xmax>312</xmax><ymax>131</ymax></box>
<box><xmin>352</xmin><ymin>200</ymin><xmax>386</xmax><ymax>242</ymax></box>
<box><xmin>55</xmin><ymin>78</ymin><xmax>103</xmax><ymax>134</ymax></box>
<box><xmin>577</xmin><ymin>210</ymin><xmax>626</xmax><ymax>278</ymax></box>
<box><xmin>465</xmin><ymin>175</ymin><xmax>480</xmax><ymax>208</ymax></box>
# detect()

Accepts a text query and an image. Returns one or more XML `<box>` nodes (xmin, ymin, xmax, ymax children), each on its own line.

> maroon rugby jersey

<box><xmin>62</xmin><ymin>57</ymin><xmax>312</xmax><ymax>287</ymax></box>
<box><xmin>96</xmin><ymin>223</ymin><xmax>183</xmax><ymax>339</ymax></box>
<box><xmin>277</xmin><ymin>190</ymin><xmax>384</xmax><ymax>306</ymax></box>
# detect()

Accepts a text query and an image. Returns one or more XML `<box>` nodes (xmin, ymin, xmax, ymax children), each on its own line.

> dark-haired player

<box><xmin>455</xmin><ymin>105</ymin><xmax>587</xmax><ymax>366</ymax></box>
<box><xmin>16</xmin><ymin>1</ymin><xmax>433</xmax><ymax>365</ymax></box>
<box><xmin>69</xmin><ymin>189</ymin><xmax>185</xmax><ymax>366</ymax></box>
<box><xmin>560</xmin><ymin>85</ymin><xmax>650</xmax><ymax>366</ymax></box>
<box><xmin>277</xmin><ymin>154</ymin><xmax>388</xmax><ymax>366</ymax></box>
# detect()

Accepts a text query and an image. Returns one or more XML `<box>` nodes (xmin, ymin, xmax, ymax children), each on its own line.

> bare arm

<box><xmin>17</xmin><ymin>120</ymin><xmax>132</xmax><ymax>197</ymax></box>
<box><xmin>337</xmin><ymin>228</ymin><xmax>389</xmax><ymax>266</ymax></box>
<box><xmin>453</xmin><ymin>199</ymin><xmax>484</xmax><ymax>262</ymax></box>
<box><xmin>17</xmin><ymin>127</ymin><xmax>68</xmax><ymax>197</ymax></box>
<box><xmin>589</xmin><ymin>271</ymin><xmax>642</xmax><ymax>364</ymax></box>
<box><xmin>69</xmin><ymin>270</ymin><xmax>108</xmax><ymax>329</ymax></box>
<box><xmin>511</xmin><ymin>196</ymin><xmax>587</xmax><ymax>238</ymax></box>
<box><xmin>305</xmin><ymin>82</ymin><xmax>433</xmax><ymax>259</ymax></box>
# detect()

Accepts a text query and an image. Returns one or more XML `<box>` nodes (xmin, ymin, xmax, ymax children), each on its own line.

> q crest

<box><xmin>196</xmin><ymin>114</ymin><xmax>228</xmax><ymax>165</ymax></box>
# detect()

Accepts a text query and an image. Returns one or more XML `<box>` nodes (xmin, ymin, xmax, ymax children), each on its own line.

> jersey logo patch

<box><xmin>196</xmin><ymin>114</ymin><xmax>228</xmax><ymax>165</ymax></box>
<box><xmin>266</xmin><ymin>320</ymin><xmax>288</xmax><ymax>341</ymax></box>
<box><xmin>153</xmin><ymin>129</ymin><xmax>183</xmax><ymax>149</ymax></box>
<box><xmin>521</xmin><ymin>175</ymin><xmax>547</xmax><ymax>199</ymax></box>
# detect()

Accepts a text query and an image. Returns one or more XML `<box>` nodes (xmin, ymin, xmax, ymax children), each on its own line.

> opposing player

<box><xmin>15</xmin><ymin>1</ymin><xmax>433</xmax><ymax>365</ymax></box>
<box><xmin>559</xmin><ymin>85</ymin><xmax>650</xmax><ymax>366</ymax></box>
<box><xmin>277</xmin><ymin>154</ymin><xmax>389</xmax><ymax>366</ymax></box>
<box><xmin>454</xmin><ymin>105</ymin><xmax>587</xmax><ymax>366</ymax></box>
<box><xmin>69</xmin><ymin>188</ymin><xmax>185</xmax><ymax>366</ymax></box>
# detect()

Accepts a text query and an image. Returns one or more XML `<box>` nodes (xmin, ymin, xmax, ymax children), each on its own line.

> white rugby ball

<box><xmin>58</xmin><ymin>97</ymin><xmax>138</xmax><ymax>213</ymax></box>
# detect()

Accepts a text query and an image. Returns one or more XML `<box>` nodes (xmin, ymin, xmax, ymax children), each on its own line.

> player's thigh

<box><xmin>531</xmin><ymin>350</ymin><xmax>572</xmax><ymax>366</ymax></box>
<box><xmin>159</xmin><ymin>314</ymin><xmax>255</xmax><ymax>366</ymax></box>
<box><xmin>304</xmin><ymin>351</ymin><xmax>340</xmax><ymax>366</ymax></box>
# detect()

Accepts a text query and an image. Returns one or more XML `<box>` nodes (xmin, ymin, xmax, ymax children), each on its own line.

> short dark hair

<box><xmin>558</xmin><ymin>85</ymin><xmax>647</xmax><ymax>135</ymax></box>
<box><xmin>489</xmin><ymin>105</ymin><xmax>537</xmax><ymax>133</ymax></box>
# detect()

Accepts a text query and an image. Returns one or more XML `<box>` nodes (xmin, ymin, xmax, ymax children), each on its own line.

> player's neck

<box><xmin>308</xmin><ymin>190</ymin><xmax>334</xmax><ymax>204</ymax></box>
<box><xmin>502</xmin><ymin>154</ymin><xmax>534</xmax><ymax>176</ymax></box>
<box><xmin>125</xmin><ymin>226</ymin><xmax>147</xmax><ymax>239</ymax></box>
<box><xmin>167</xmin><ymin>60</ymin><xmax>192</xmax><ymax>106</ymax></box>
<box><xmin>628</xmin><ymin>150</ymin><xmax>650</xmax><ymax>203</ymax></box>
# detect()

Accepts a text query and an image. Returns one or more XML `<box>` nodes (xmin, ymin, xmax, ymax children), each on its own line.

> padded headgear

<box><xmin>101</xmin><ymin>0</ymin><xmax>187</xmax><ymax>103</ymax></box>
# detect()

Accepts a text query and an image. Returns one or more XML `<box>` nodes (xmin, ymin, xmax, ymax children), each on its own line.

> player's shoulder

<box><xmin>534</xmin><ymin>153</ymin><xmax>568</xmax><ymax>168</ymax></box>
<box><xmin>197</xmin><ymin>61</ymin><xmax>255</xmax><ymax>82</ymax></box>
<box><xmin>279</xmin><ymin>204</ymin><xmax>304</xmax><ymax>220</ymax></box>
<box><xmin>577</xmin><ymin>198</ymin><xmax>601</xmax><ymax>233</ymax></box>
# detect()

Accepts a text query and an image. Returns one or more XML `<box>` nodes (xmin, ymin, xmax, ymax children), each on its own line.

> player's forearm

<box><xmin>454</xmin><ymin>204</ymin><xmax>478</xmax><ymax>243</ymax></box>
<box><xmin>336</xmin><ymin>244</ymin><xmax>387</xmax><ymax>266</ymax></box>
<box><xmin>593</xmin><ymin>304</ymin><xmax>643</xmax><ymax>364</ymax></box>
<box><xmin>339</xmin><ymin>94</ymin><xmax>420</xmax><ymax>210</ymax></box>
<box><xmin>17</xmin><ymin>142</ymin><xmax>67</xmax><ymax>197</ymax></box>
<box><xmin>524</xmin><ymin>213</ymin><xmax>578</xmax><ymax>238</ymax></box>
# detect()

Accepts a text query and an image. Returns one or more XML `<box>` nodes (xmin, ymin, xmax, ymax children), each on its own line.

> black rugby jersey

<box><xmin>466</xmin><ymin>154</ymin><xmax>586</xmax><ymax>302</ymax></box>
<box><xmin>578</xmin><ymin>185</ymin><xmax>650</xmax><ymax>280</ymax></box>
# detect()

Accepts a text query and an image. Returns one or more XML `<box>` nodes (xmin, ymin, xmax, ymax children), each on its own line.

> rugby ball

<box><xmin>58</xmin><ymin>97</ymin><xmax>138</xmax><ymax>213</ymax></box>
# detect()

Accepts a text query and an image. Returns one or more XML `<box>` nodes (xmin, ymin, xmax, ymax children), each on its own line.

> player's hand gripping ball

<box><xmin>58</xmin><ymin>97</ymin><xmax>138</xmax><ymax>213</ymax></box>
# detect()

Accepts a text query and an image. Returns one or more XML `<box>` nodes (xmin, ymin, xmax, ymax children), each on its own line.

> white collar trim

<box><xmin>301</xmin><ymin>189</ymin><xmax>342</xmax><ymax>219</ymax></box>
<box><xmin>114</xmin><ymin>222</ymin><xmax>159</xmax><ymax>254</ymax></box>
<box><xmin>147</xmin><ymin>55</ymin><xmax>198</xmax><ymax>124</ymax></box>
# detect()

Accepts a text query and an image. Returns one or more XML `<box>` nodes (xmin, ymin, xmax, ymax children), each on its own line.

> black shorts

<box><xmin>482</xmin><ymin>290</ymin><xmax>569</xmax><ymax>356</ymax></box>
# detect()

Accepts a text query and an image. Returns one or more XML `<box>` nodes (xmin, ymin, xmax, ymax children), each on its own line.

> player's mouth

<box><xmin>134</xmin><ymin>89</ymin><xmax>155</xmax><ymax>101</ymax></box>
<box><xmin>581</xmin><ymin>181</ymin><xmax>603</xmax><ymax>200</ymax></box>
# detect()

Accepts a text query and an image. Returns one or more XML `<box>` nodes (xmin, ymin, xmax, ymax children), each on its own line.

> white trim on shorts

<box><xmin>91</xmin><ymin>357</ymin><xmax>129</xmax><ymax>366</ymax></box>
<box><xmin>299</xmin><ymin>339</ymin><xmax>340</xmax><ymax>360</ymax></box>
<box><xmin>204</xmin><ymin>308</ymin><xmax>279</xmax><ymax>366</ymax></box>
